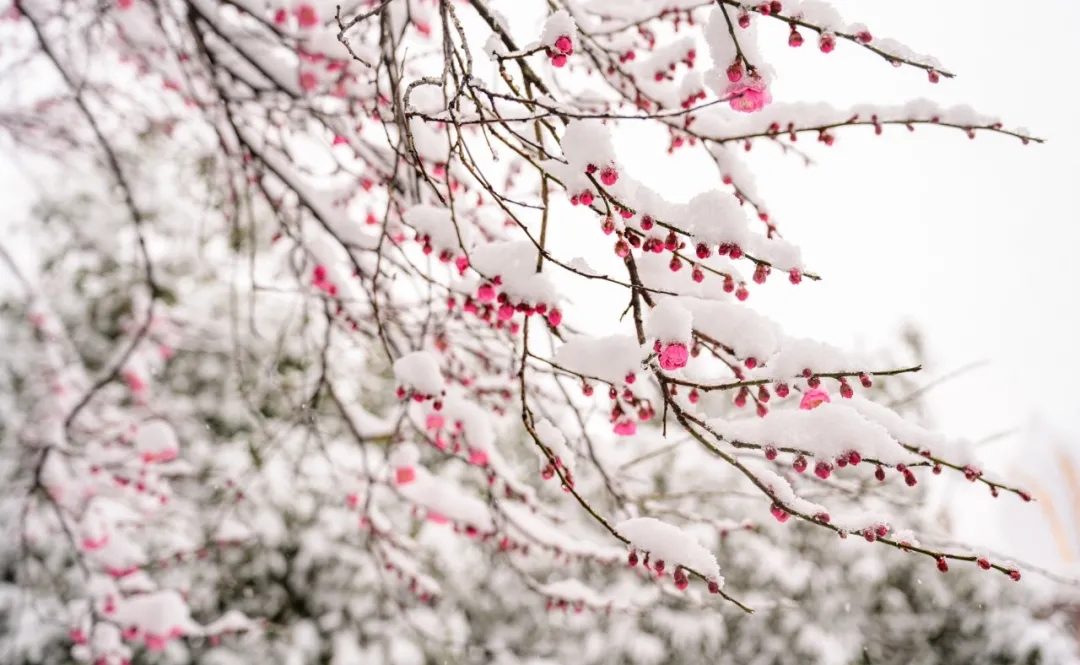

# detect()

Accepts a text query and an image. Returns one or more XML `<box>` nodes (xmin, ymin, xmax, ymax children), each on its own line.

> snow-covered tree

<box><xmin>0</xmin><ymin>0</ymin><xmax>1074</xmax><ymax>664</ymax></box>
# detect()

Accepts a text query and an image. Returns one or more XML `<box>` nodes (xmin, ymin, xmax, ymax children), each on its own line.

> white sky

<box><xmin>539</xmin><ymin>0</ymin><xmax>1080</xmax><ymax>567</ymax></box>
<box><xmin>2</xmin><ymin>0</ymin><xmax>1078</xmax><ymax>570</ymax></box>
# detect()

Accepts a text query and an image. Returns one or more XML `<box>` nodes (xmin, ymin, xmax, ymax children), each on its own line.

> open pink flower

<box><xmin>295</xmin><ymin>3</ymin><xmax>318</xmax><ymax>28</ymax></box>
<box><xmin>141</xmin><ymin>448</ymin><xmax>178</xmax><ymax>464</ymax></box>
<box><xmin>107</xmin><ymin>566</ymin><xmax>139</xmax><ymax>579</ymax></box>
<box><xmin>799</xmin><ymin>388</ymin><xmax>831</xmax><ymax>410</ymax></box>
<box><xmin>299</xmin><ymin>70</ymin><xmax>318</xmax><ymax>92</ymax></box>
<box><xmin>613</xmin><ymin>420</ymin><xmax>637</xmax><ymax>436</ymax></box>
<box><xmin>425</xmin><ymin>413</ymin><xmax>445</xmax><ymax>432</ymax></box>
<box><xmin>123</xmin><ymin>369</ymin><xmax>146</xmax><ymax>393</ymax></box>
<box><xmin>725</xmin><ymin>80</ymin><xmax>772</xmax><ymax>113</ymax></box>
<box><xmin>658</xmin><ymin>343</ymin><xmax>689</xmax><ymax>371</ymax></box>
<box><xmin>81</xmin><ymin>534</ymin><xmax>109</xmax><ymax>551</ymax></box>
<box><xmin>395</xmin><ymin>466</ymin><xmax>416</xmax><ymax>485</ymax></box>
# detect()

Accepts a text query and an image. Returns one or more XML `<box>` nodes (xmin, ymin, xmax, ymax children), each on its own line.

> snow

<box><xmin>763</xmin><ymin>337</ymin><xmax>864</xmax><ymax>380</ymax></box>
<box><xmin>679</xmin><ymin>297</ymin><xmax>781</xmax><ymax>362</ymax></box>
<box><xmin>561</xmin><ymin>120</ymin><xmax>618</xmax><ymax>176</ymax></box>
<box><xmin>540</xmin><ymin>578</ymin><xmax>605</xmax><ymax>606</ymax></box>
<box><xmin>617</xmin><ymin>516</ymin><xmax>722</xmax><ymax>580</ymax></box>
<box><xmin>134</xmin><ymin>419</ymin><xmax>179</xmax><ymax>462</ymax></box>
<box><xmin>470</xmin><ymin>240</ymin><xmax>559</xmax><ymax>306</ymax></box>
<box><xmin>553</xmin><ymin>334</ymin><xmax>647</xmax><ymax>385</ymax></box>
<box><xmin>645</xmin><ymin>297</ymin><xmax>693</xmax><ymax>344</ymax></box>
<box><xmin>393</xmin><ymin>351</ymin><xmax>445</xmax><ymax>396</ymax></box>
<box><xmin>540</xmin><ymin>9</ymin><xmax>578</xmax><ymax>51</ymax></box>
<box><xmin>535</xmin><ymin>418</ymin><xmax>575</xmax><ymax>473</ymax></box>
<box><xmin>402</xmin><ymin>204</ymin><xmax>471</xmax><ymax>255</ymax></box>
<box><xmin>711</xmin><ymin>402</ymin><xmax>924</xmax><ymax>466</ymax></box>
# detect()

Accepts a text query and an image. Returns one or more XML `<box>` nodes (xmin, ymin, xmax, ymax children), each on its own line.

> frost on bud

<box><xmin>977</xmin><ymin>557</ymin><xmax>991</xmax><ymax>570</ymax></box>
<box><xmin>788</xmin><ymin>29</ymin><xmax>803</xmax><ymax>48</ymax></box>
<box><xmin>764</xmin><ymin>445</ymin><xmax>778</xmax><ymax>461</ymax></box>
<box><xmin>819</xmin><ymin>33</ymin><xmax>836</xmax><ymax>53</ymax></box>
<box><xmin>813</xmin><ymin>461</ymin><xmax>832</xmax><ymax>480</ymax></box>
<box><xmin>792</xmin><ymin>455</ymin><xmax>807</xmax><ymax>473</ymax></box>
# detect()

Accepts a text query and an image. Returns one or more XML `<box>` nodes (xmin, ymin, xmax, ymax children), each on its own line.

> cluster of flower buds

<box><xmin>414</xmin><ymin>233</ymin><xmax>470</xmax><ymax>275</ymax></box>
<box><xmin>311</xmin><ymin>264</ymin><xmax>336</xmax><ymax>296</ymax></box>
<box><xmin>548</xmin><ymin>34</ymin><xmax>574</xmax><ymax>68</ymax></box>
<box><xmin>471</xmin><ymin>277</ymin><xmax>563</xmax><ymax>328</ymax></box>
<box><xmin>627</xmin><ymin>548</ymin><xmax>722</xmax><ymax>594</ymax></box>
<box><xmin>608</xmin><ymin>381</ymin><xmax>654</xmax><ymax>436</ymax></box>
<box><xmin>540</xmin><ymin>456</ymin><xmax>574</xmax><ymax>488</ymax></box>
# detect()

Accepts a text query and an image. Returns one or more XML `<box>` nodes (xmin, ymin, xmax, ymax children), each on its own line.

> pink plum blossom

<box><xmin>800</xmin><ymin>388</ymin><xmax>831</xmax><ymax>410</ymax></box>
<box><xmin>425</xmin><ymin>413</ymin><xmax>445</xmax><ymax>431</ymax></box>
<box><xmin>395</xmin><ymin>467</ymin><xmax>416</xmax><ymax>485</ymax></box>
<box><xmin>725</xmin><ymin>80</ymin><xmax>772</xmax><ymax>113</ymax></box>
<box><xmin>658</xmin><ymin>343</ymin><xmax>689</xmax><ymax>371</ymax></box>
